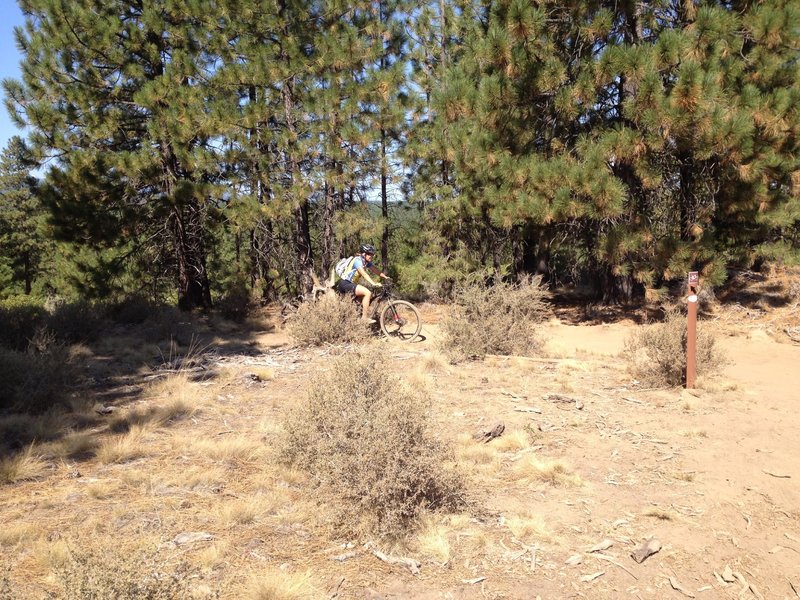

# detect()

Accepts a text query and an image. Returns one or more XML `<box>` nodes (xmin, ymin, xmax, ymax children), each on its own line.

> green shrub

<box><xmin>280</xmin><ymin>349</ymin><xmax>465</xmax><ymax>539</ymax></box>
<box><xmin>623</xmin><ymin>309</ymin><xmax>726</xmax><ymax>387</ymax></box>
<box><xmin>440</xmin><ymin>276</ymin><xmax>549</xmax><ymax>362</ymax></box>
<box><xmin>107</xmin><ymin>295</ymin><xmax>158</xmax><ymax>325</ymax></box>
<box><xmin>285</xmin><ymin>294</ymin><xmax>370</xmax><ymax>347</ymax></box>
<box><xmin>0</xmin><ymin>296</ymin><xmax>47</xmax><ymax>351</ymax></box>
<box><xmin>216</xmin><ymin>280</ymin><xmax>253</xmax><ymax>322</ymax></box>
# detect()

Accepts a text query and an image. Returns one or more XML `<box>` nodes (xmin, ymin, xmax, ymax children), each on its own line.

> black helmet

<box><xmin>360</xmin><ymin>243</ymin><xmax>376</xmax><ymax>255</ymax></box>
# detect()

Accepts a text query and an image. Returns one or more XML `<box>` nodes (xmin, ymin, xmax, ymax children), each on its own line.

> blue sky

<box><xmin>0</xmin><ymin>0</ymin><xmax>26</xmax><ymax>152</ymax></box>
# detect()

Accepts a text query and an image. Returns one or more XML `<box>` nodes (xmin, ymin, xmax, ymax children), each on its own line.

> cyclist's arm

<box><xmin>366</xmin><ymin>264</ymin><xmax>389</xmax><ymax>280</ymax></box>
<box><xmin>356</xmin><ymin>265</ymin><xmax>380</xmax><ymax>286</ymax></box>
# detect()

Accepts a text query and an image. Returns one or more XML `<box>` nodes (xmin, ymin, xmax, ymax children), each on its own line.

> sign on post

<box><xmin>686</xmin><ymin>272</ymin><xmax>699</xmax><ymax>388</ymax></box>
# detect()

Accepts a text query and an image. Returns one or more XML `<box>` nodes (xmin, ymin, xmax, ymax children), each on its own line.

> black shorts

<box><xmin>335</xmin><ymin>279</ymin><xmax>358</xmax><ymax>295</ymax></box>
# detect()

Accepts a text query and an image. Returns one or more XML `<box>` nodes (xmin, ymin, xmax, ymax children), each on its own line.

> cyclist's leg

<box><xmin>353</xmin><ymin>284</ymin><xmax>373</xmax><ymax>320</ymax></box>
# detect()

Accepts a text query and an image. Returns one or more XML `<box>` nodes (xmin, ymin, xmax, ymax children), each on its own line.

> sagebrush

<box><xmin>624</xmin><ymin>309</ymin><xmax>726</xmax><ymax>387</ymax></box>
<box><xmin>285</xmin><ymin>294</ymin><xmax>369</xmax><ymax>346</ymax></box>
<box><xmin>280</xmin><ymin>349</ymin><xmax>465</xmax><ymax>539</ymax></box>
<box><xmin>53</xmin><ymin>546</ymin><xmax>189</xmax><ymax>600</ymax></box>
<box><xmin>440</xmin><ymin>276</ymin><xmax>549</xmax><ymax>362</ymax></box>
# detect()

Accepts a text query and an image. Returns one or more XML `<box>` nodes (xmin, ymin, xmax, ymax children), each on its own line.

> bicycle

<box><xmin>366</xmin><ymin>280</ymin><xmax>422</xmax><ymax>342</ymax></box>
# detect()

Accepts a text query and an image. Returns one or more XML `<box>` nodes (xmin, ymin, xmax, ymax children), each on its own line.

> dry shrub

<box><xmin>280</xmin><ymin>349</ymin><xmax>465</xmax><ymax>540</ymax></box>
<box><xmin>54</xmin><ymin>546</ymin><xmax>189</xmax><ymax>599</ymax></box>
<box><xmin>440</xmin><ymin>276</ymin><xmax>549</xmax><ymax>362</ymax></box>
<box><xmin>46</xmin><ymin>300</ymin><xmax>107</xmax><ymax>344</ymax></box>
<box><xmin>285</xmin><ymin>294</ymin><xmax>369</xmax><ymax>346</ymax></box>
<box><xmin>624</xmin><ymin>309</ymin><xmax>726</xmax><ymax>387</ymax></box>
<box><xmin>0</xmin><ymin>296</ymin><xmax>46</xmax><ymax>350</ymax></box>
<box><xmin>0</xmin><ymin>345</ymin><xmax>79</xmax><ymax>414</ymax></box>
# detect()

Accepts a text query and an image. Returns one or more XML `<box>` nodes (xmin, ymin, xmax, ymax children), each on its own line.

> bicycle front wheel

<box><xmin>380</xmin><ymin>300</ymin><xmax>421</xmax><ymax>342</ymax></box>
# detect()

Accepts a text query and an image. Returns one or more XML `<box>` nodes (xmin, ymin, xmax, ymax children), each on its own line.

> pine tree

<box><xmin>0</xmin><ymin>136</ymin><xmax>50</xmax><ymax>296</ymax></box>
<box><xmin>4</xmin><ymin>0</ymin><xmax>225</xmax><ymax>309</ymax></box>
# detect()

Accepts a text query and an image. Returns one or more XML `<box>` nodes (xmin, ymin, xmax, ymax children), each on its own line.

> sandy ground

<box><xmin>2</xmin><ymin>305</ymin><xmax>799</xmax><ymax>599</ymax></box>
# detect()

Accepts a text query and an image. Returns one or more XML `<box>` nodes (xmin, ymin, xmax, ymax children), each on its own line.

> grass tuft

<box><xmin>0</xmin><ymin>445</ymin><xmax>48</xmax><ymax>484</ymax></box>
<box><xmin>245</xmin><ymin>568</ymin><xmax>319</xmax><ymax>600</ymax></box>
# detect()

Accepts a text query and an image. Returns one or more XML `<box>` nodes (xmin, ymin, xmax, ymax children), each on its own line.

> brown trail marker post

<box><xmin>686</xmin><ymin>271</ymin><xmax>699</xmax><ymax>389</ymax></box>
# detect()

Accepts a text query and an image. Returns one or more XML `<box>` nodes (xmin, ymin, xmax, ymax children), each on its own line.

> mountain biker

<box><xmin>334</xmin><ymin>243</ymin><xmax>389</xmax><ymax>323</ymax></box>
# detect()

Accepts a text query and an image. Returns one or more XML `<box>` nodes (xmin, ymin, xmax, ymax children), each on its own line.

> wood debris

<box><xmin>327</xmin><ymin>576</ymin><xmax>345</xmax><ymax>599</ymax></box>
<box><xmin>721</xmin><ymin>565</ymin><xmax>736</xmax><ymax>583</ymax></box>
<box><xmin>543</xmin><ymin>393</ymin><xmax>584</xmax><ymax>410</ymax></box>
<box><xmin>762</xmin><ymin>469</ymin><xmax>791</xmax><ymax>478</ymax></box>
<box><xmin>367</xmin><ymin>543</ymin><xmax>421</xmax><ymax>575</ymax></box>
<box><xmin>565</xmin><ymin>554</ymin><xmax>583</xmax><ymax>566</ymax></box>
<box><xmin>330</xmin><ymin>551</ymin><xmax>358</xmax><ymax>562</ymax></box>
<box><xmin>587</xmin><ymin>539</ymin><xmax>614</xmax><ymax>553</ymax></box>
<box><xmin>462</xmin><ymin>577</ymin><xmax>486</xmax><ymax>585</ymax></box>
<box><xmin>669</xmin><ymin>576</ymin><xmax>696</xmax><ymax>598</ymax></box>
<box><xmin>473</xmin><ymin>422</ymin><xmax>505</xmax><ymax>443</ymax></box>
<box><xmin>580</xmin><ymin>571</ymin><xmax>605</xmax><ymax>582</ymax></box>
<box><xmin>593</xmin><ymin>553</ymin><xmax>638</xmax><ymax>580</ymax></box>
<box><xmin>172</xmin><ymin>531</ymin><xmax>214</xmax><ymax>545</ymax></box>
<box><xmin>631</xmin><ymin>538</ymin><xmax>661</xmax><ymax>564</ymax></box>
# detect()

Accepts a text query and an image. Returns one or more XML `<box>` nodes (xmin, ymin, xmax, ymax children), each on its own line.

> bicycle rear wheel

<box><xmin>380</xmin><ymin>300</ymin><xmax>421</xmax><ymax>342</ymax></box>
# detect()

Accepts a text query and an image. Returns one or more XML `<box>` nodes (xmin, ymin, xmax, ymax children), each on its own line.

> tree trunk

<box><xmin>599</xmin><ymin>267</ymin><xmax>644</xmax><ymax>305</ymax></box>
<box><xmin>23</xmin><ymin>253</ymin><xmax>32</xmax><ymax>295</ymax></box>
<box><xmin>322</xmin><ymin>180</ymin><xmax>336</xmax><ymax>273</ymax></box>
<box><xmin>173</xmin><ymin>202</ymin><xmax>212</xmax><ymax>311</ymax></box>
<box><xmin>282</xmin><ymin>78</ymin><xmax>313</xmax><ymax>296</ymax></box>
<box><xmin>380</xmin><ymin>127</ymin><xmax>390</xmax><ymax>271</ymax></box>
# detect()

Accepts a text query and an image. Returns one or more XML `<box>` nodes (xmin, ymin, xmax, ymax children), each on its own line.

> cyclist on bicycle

<box><xmin>334</xmin><ymin>243</ymin><xmax>389</xmax><ymax>323</ymax></box>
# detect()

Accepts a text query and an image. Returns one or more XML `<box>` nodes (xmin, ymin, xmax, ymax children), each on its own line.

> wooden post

<box><xmin>686</xmin><ymin>271</ymin><xmax>699</xmax><ymax>389</ymax></box>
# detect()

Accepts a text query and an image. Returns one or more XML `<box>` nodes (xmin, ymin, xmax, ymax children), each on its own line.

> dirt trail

<box><xmin>401</xmin><ymin>316</ymin><xmax>800</xmax><ymax>599</ymax></box>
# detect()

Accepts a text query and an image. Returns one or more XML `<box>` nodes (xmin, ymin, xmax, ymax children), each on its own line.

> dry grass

<box><xmin>244</xmin><ymin>568</ymin><xmax>320</xmax><ymax>600</ymax></box>
<box><xmin>416</xmin><ymin>516</ymin><xmax>453</xmax><ymax>563</ymax></box>
<box><xmin>196</xmin><ymin>541</ymin><xmax>230</xmax><ymax>570</ymax></box>
<box><xmin>0</xmin><ymin>445</ymin><xmax>48</xmax><ymax>483</ymax></box>
<box><xmin>505</xmin><ymin>512</ymin><xmax>549</xmax><ymax>542</ymax></box>
<box><xmin>51</xmin><ymin>431</ymin><xmax>98</xmax><ymax>459</ymax></box>
<box><xmin>285</xmin><ymin>294</ymin><xmax>370</xmax><ymax>346</ymax></box>
<box><xmin>0</xmin><ymin>522</ymin><xmax>37</xmax><ymax>548</ymax></box>
<box><xmin>440</xmin><ymin>276</ymin><xmax>549</xmax><ymax>362</ymax></box>
<box><xmin>96</xmin><ymin>425</ymin><xmax>148</xmax><ymax>464</ymax></box>
<box><xmin>217</xmin><ymin>496</ymin><xmax>267</xmax><ymax>526</ymax></box>
<box><xmin>32</xmin><ymin>538</ymin><xmax>72</xmax><ymax>571</ymax></box>
<box><xmin>108</xmin><ymin>397</ymin><xmax>195</xmax><ymax>435</ymax></box>
<box><xmin>0</xmin><ymin>412</ymin><xmax>62</xmax><ymax>454</ymax></box>
<box><xmin>189</xmin><ymin>436</ymin><xmax>265</xmax><ymax>463</ymax></box>
<box><xmin>512</xmin><ymin>454</ymin><xmax>583</xmax><ymax>487</ymax></box>
<box><xmin>163</xmin><ymin>465</ymin><xmax>228</xmax><ymax>492</ymax></box>
<box><xmin>280</xmin><ymin>348</ymin><xmax>465</xmax><ymax>540</ymax></box>
<box><xmin>454</xmin><ymin>435</ymin><xmax>502</xmax><ymax>472</ymax></box>
<box><xmin>643</xmin><ymin>507</ymin><xmax>675</xmax><ymax>520</ymax></box>
<box><xmin>492</xmin><ymin>430</ymin><xmax>531</xmax><ymax>453</ymax></box>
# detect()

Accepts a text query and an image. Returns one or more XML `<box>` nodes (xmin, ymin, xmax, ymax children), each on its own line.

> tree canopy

<box><xmin>2</xmin><ymin>0</ymin><xmax>798</xmax><ymax>306</ymax></box>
